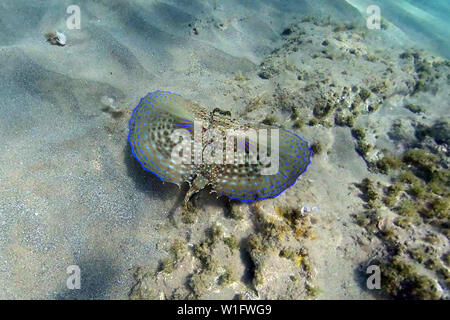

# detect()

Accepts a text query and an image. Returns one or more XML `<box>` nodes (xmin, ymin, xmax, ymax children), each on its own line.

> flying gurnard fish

<box><xmin>128</xmin><ymin>91</ymin><xmax>312</xmax><ymax>203</ymax></box>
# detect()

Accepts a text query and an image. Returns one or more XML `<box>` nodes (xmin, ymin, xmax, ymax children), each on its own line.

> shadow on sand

<box><xmin>55</xmin><ymin>253</ymin><xmax>119</xmax><ymax>300</ymax></box>
<box><xmin>123</xmin><ymin>142</ymin><xmax>189</xmax><ymax>221</ymax></box>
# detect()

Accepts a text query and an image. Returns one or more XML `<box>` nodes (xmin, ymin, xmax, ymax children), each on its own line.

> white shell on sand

<box><xmin>55</xmin><ymin>31</ymin><xmax>66</xmax><ymax>46</ymax></box>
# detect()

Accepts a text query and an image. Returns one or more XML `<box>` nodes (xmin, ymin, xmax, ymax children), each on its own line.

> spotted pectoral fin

<box><xmin>209</xmin><ymin>128</ymin><xmax>311</xmax><ymax>202</ymax></box>
<box><xmin>129</xmin><ymin>92</ymin><xmax>198</xmax><ymax>185</ymax></box>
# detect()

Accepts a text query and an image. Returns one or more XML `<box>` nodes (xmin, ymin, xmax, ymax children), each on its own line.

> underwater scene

<box><xmin>0</xmin><ymin>0</ymin><xmax>449</xmax><ymax>301</ymax></box>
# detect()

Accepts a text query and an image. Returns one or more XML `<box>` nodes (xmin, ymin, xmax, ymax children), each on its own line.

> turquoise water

<box><xmin>346</xmin><ymin>0</ymin><xmax>450</xmax><ymax>58</ymax></box>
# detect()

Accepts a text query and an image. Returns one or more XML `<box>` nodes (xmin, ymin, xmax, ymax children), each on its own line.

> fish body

<box><xmin>129</xmin><ymin>90</ymin><xmax>312</xmax><ymax>202</ymax></box>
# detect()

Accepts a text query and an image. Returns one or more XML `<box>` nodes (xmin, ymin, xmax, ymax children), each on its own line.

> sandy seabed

<box><xmin>0</xmin><ymin>0</ymin><xmax>448</xmax><ymax>299</ymax></box>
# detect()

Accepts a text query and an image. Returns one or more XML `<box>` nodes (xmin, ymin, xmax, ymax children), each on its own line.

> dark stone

<box><xmin>281</xmin><ymin>28</ymin><xmax>292</xmax><ymax>36</ymax></box>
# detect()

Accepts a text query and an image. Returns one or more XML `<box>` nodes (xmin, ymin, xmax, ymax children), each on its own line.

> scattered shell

<box><xmin>101</xmin><ymin>95</ymin><xmax>116</xmax><ymax>108</ymax></box>
<box><xmin>45</xmin><ymin>31</ymin><xmax>66</xmax><ymax>46</ymax></box>
<box><xmin>101</xmin><ymin>95</ymin><xmax>123</xmax><ymax>116</ymax></box>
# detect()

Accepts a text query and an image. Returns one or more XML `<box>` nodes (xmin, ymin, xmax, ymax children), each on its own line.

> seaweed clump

<box><xmin>383</xmin><ymin>182</ymin><xmax>403</xmax><ymax>208</ymax></box>
<box><xmin>377</xmin><ymin>256</ymin><xmax>442</xmax><ymax>300</ymax></box>
<box><xmin>402</xmin><ymin>149</ymin><xmax>438</xmax><ymax>181</ymax></box>
<box><xmin>244</xmin><ymin>204</ymin><xmax>316</xmax><ymax>293</ymax></box>
<box><xmin>219</xmin><ymin>266</ymin><xmax>236</xmax><ymax>286</ymax></box>
<box><xmin>356</xmin><ymin>140</ymin><xmax>373</xmax><ymax>157</ymax></box>
<box><xmin>226</xmin><ymin>201</ymin><xmax>245</xmax><ymax>220</ymax></box>
<box><xmin>423</xmin><ymin>197</ymin><xmax>450</xmax><ymax>220</ymax></box>
<box><xmin>182</xmin><ymin>201</ymin><xmax>199</xmax><ymax>224</ymax></box>
<box><xmin>376</xmin><ymin>156</ymin><xmax>401</xmax><ymax>174</ymax></box>
<box><xmin>404</xmin><ymin>103</ymin><xmax>424</xmax><ymax>114</ymax></box>
<box><xmin>351</xmin><ymin>127</ymin><xmax>366</xmax><ymax>140</ymax></box>
<box><xmin>224</xmin><ymin>235</ymin><xmax>239</xmax><ymax>252</ymax></box>
<box><xmin>351</xmin><ymin>127</ymin><xmax>372</xmax><ymax>158</ymax></box>
<box><xmin>396</xmin><ymin>200</ymin><xmax>421</xmax><ymax>225</ymax></box>
<box><xmin>159</xmin><ymin>239</ymin><xmax>188</xmax><ymax>274</ymax></box>
<box><xmin>334</xmin><ymin>111</ymin><xmax>356</xmax><ymax>127</ymax></box>
<box><xmin>188</xmin><ymin>224</ymin><xmax>232</xmax><ymax>297</ymax></box>
<box><xmin>358</xmin><ymin>178</ymin><xmax>380</xmax><ymax>209</ymax></box>
<box><xmin>310</xmin><ymin>141</ymin><xmax>323</xmax><ymax>156</ymax></box>
<box><xmin>313</xmin><ymin>101</ymin><xmax>335</xmax><ymax>119</ymax></box>
<box><xmin>359</xmin><ymin>88</ymin><xmax>371</xmax><ymax>101</ymax></box>
<box><xmin>262</xmin><ymin>116</ymin><xmax>277</xmax><ymax>125</ymax></box>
